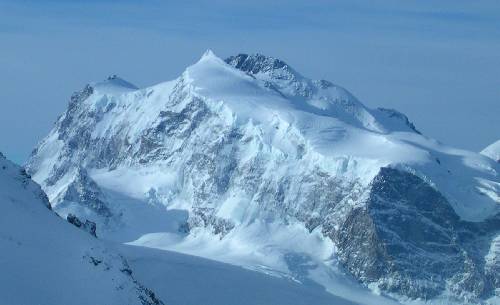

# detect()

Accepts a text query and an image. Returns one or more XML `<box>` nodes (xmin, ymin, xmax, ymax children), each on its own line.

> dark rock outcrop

<box><xmin>332</xmin><ymin>167</ymin><xmax>500</xmax><ymax>301</ymax></box>
<box><xmin>67</xmin><ymin>213</ymin><xmax>97</xmax><ymax>237</ymax></box>
<box><xmin>61</xmin><ymin>168</ymin><xmax>111</xmax><ymax>217</ymax></box>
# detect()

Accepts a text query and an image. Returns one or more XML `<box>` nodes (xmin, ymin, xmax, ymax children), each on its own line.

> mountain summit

<box><xmin>27</xmin><ymin>51</ymin><xmax>500</xmax><ymax>304</ymax></box>
<box><xmin>482</xmin><ymin>140</ymin><xmax>500</xmax><ymax>163</ymax></box>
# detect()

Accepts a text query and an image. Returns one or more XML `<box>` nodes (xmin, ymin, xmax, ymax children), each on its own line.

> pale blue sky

<box><xmin>0</xmin><ymin>0</ymin><xmax>499</xmax><ymax>163</ymax></box>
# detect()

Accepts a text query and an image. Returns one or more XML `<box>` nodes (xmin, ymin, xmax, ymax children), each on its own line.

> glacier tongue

<box><xmin>26</xmin><ymin>50</ymin><xmax>500</xmax><ymax>304</ymax></box>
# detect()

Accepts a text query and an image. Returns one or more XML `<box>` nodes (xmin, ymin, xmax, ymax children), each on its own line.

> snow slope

<box><xmin>120</xmin><ymin>244</ymin><xmax>361</xmax><ymax>305</ymax></box>
<box><xmin>0</xmin><ymin>153</ymin><xmax>163</xmax><ymax>305</ymax></box>
<box><xmin>26</xmin><ymin>51</ymin><xmax>500</xmax><ymax>304</ymax></box>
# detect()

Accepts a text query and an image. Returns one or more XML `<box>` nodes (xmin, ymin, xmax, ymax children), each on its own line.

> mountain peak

<box><xmin>195</xmin><ymin>49</ymin><xmax>226</xmax><ymax>66</ymax></box>
<box><xmin>201</xmin><ymin>49</ymin><xmax>217</xmax><ymax>59</ymax></box>
<box><xmin>481</xmin><ymin>139</ymin><xmax>500</xmax><ymax>162</ymax></box>
<box><xmin>188</xmin><ymin>49</ymin><xmax>228</xmax><ymax>74</ymax></box>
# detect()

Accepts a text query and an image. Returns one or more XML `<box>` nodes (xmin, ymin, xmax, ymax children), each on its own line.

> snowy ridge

<box><xmin>27</xmin><ymin>50</ymin><xmax>500</xmax><ymax>304</ymax></box>
<box><xmin>224</xmin><ymin>52</ymin><xmax>384</xmax><ymax>133</ymax></box>
<box><xmin>0</xmin><ymin>153</ymin><xmax>163</xmax><ymax>305</ymax></box>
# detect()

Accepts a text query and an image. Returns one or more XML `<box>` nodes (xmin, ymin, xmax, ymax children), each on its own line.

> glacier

<box><xmin>26</xmin><ymin>50</ymin><xmax>500</xmax><ymax>304</ymax></box>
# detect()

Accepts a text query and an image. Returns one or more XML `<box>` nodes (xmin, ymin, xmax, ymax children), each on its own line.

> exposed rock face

<box><xmin>67</xmin><ymin>213</ymin><xmax>97</xmax><ymax>237</ymax></box>
<box><xmin>186</xmin><ymin>207</ymin><xmax>235</xmax><ymax>237</ymax></box>
<box><xmin>60</xmin><ymin>168</ymin><xmax>111</xmax><ymax>217</ymax></box>
<box><xmin>226</xmin><ymin>54</ymin><xmax>291</xmax><ymax>76</ymax></box>
<box><xmin>332</xmin><ymin>167</ymin><xmax>499</xmax><ymax>301</ymax></box>
<box><xmin>26</xmin><ymin>51</ymin><xmax>499</xmax><ymax>304</ymax></box>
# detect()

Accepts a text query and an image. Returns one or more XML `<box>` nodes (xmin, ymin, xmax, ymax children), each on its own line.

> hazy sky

<box><xmin>1</xmin><ymin>0</ymin><xmax>499</xmax><ymax>163</ymax></box>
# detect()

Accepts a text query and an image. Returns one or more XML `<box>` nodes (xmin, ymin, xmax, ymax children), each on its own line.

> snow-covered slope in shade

<box><xmin>27</xmin><ymin>50</ymin><xmax>500</xmax><ymax>304</ymax></box>
<box><xmin>120</xmin><ymin>244</ymin><xmax>363</xmax><ymax>305</ymax></box>
<box><xmin>482</xmin><ymin>140</ymin><xmax>500</xmax><ymax>162</ymax></box>
<box><xmin>0</xmin><ymin>152</ymin><xmax>163</xmax><ymax>305</ymax></box>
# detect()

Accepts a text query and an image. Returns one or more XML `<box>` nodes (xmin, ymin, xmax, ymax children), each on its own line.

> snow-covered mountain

<box><xmin>26</xmin><ymin>51</ymin><xmax>500</xmax><ymax>304</ymax></box>
<box><xmin>0</xmin><ymin>152</ymin><xmax>163</xmax><ymax>305</ymax></box>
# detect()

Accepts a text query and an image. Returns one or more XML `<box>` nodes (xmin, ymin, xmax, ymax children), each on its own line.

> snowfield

<box><xmin>121</xmin><ymin>243</ymin><xmax>360</xmax><ymax>305</ymax></box>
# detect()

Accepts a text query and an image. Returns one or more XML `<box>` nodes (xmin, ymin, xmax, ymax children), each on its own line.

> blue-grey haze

<box><xmin>0</xmin><ymin>0</ymin><xmax>499</xmax><ymax>163</ymax></box>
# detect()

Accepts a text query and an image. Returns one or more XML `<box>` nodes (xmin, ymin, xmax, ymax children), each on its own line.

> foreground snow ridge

<box><xmin>27</xmin><ymin>50</ymin><xmax>500</xmax><ymax>305</ymax></box>
<box><xmin>0</xmin><ymin>153</ymin><xmax>163</xmax><ymax>305</ymax></box>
